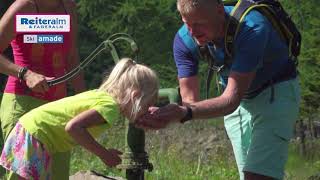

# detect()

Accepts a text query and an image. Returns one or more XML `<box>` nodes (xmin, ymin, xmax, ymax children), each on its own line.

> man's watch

<box><xmin>180</xmin><ymin>106</ymin><xmax>193</xmax><ymax>123</ymax></box>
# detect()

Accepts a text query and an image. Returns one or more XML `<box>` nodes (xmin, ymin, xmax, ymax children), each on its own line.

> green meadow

<box><xmin>70</xmin><ymin>119</ymin><xmax>320</xmax><ymax>179</ymax></box>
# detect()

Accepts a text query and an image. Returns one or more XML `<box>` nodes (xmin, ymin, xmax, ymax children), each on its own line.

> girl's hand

<box><xmin>100</xmin><ymin>148</ymin><xmax>122</xmax><ymax>167</ymax></box>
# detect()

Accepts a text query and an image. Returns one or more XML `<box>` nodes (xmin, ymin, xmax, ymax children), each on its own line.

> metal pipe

<box><xmin>158</xmin><ymin>88</ymin><xmax>181</xmax><ymax>104</ymax></box>
<box><xmin>118</xmin><ymin>120</ymin><xmax>153</xmax><ymax>180</ymax></box>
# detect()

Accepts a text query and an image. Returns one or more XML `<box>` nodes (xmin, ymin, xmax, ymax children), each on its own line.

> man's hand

<box><xmin>23</xmin><ymin>70</ymin><xmax>53</xmax><ymax>93</ymax></box>
<box><xmin>136</xmin><ymin>104</ymin><xmax>187</xmax><ymax>130</ymax></box>
<box><xmin>100</xmin><ymin>148</ymin><xmax>122</xmax><ymax>167</ymax></box>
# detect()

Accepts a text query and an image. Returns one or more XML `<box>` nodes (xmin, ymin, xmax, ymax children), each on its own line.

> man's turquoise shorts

<box><xmin>224</xmin><ymin>78</ymin><xmax>300</xmax><ymax>180</ymax></box>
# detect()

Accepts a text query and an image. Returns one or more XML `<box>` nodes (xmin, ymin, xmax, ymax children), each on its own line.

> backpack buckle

<box><xmin>209</xmin><ymin>64</ymin><xmax>225</xmax><ymax>73</ymax></box>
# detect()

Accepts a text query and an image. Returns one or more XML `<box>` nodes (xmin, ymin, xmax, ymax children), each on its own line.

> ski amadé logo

<box><xmin>16</xmin><ymin>14</ymin><xmax>70</xmax><ymax>32</ymax></box>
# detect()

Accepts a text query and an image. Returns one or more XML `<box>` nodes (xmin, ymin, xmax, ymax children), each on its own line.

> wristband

<box><xmin>180</xmin><ymin>106</ymin><xmax>193</xmax><ymax>123</ymax></box>
<box><xmin>18</xmin><ymin>67</ymin><xmax>28</xmax><ymax>80</ymax></box>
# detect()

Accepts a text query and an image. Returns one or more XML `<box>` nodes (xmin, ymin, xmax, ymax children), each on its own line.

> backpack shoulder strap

<box><xmin>224</xmin><ymin>0</ymin><xmax>255</xmax><ymax>58</ymax></box>
<box><xmin>178</xmin><ymin>25</ymin><xmax>220</xmax><ymax>99</ymax></box>
<box><xmin>224</xmin><ymin>0</ymin><xmax>301</xmax><ymax>59</ymax></box>
<box><xmin>254</xmin><ymin>0</ymin><xmax>301</xmax><ymax>58</ymax></box>
<box><xmin>178</xmin><ymin>24</ymin><xmax>201</xmax><ymax>60</ymax></box>
<box><xmin>223</xmin><ymin>0</ymin><xmax>238</xmax><ymax>6</ymax></box>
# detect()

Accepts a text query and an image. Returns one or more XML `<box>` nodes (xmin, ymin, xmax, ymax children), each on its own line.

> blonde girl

<box><xmin>0</xmin><ymin>58</ymin><xmax>159</xmax><ymax>180</ymax></box>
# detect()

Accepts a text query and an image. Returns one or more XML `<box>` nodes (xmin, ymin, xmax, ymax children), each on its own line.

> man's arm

<box><xmin>191</xmin><ymin>71</ymin><xmax>255</xmax><ymax>119</ymax></box>
<box><xmin>179</xmin><ymin>75</ymin><xmax>200</xmax><ymax>105</ymax></box>
<box><xmin>137</xmin><ymin>71</ymin><xmax>255</xmax><ymax>129</ymax></box>
<box><xmin>65</xmin><ymin>0</ymin><xmax>86</xmax><ymax>93</ymax></box>
<box><xmin>172</xmin><ymin>31</ymin><xmax>200</xmax><ymax>104</ymax></box>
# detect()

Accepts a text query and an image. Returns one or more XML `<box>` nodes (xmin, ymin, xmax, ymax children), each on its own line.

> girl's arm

<box><xmin>65</xmin><ymin>109</ymin><xmax>122</xmax><ymax>167</ymax></box>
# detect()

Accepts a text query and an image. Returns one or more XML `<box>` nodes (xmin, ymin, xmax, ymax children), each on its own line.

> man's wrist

<box><xmin>180</xmin><ymin>106</ymin><xmax>193</xmax><ymax>123</ymax></box>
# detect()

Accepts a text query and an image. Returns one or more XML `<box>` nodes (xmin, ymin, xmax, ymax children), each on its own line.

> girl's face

<box><xmin>121</xmin><ymin>93</ymin><xmax>157</xmax><ymax>123</ymax></box>
<box><xmin>134</xmin><ymin>98</ymin><xmax>157</xmax><ymax>122</ymax></box>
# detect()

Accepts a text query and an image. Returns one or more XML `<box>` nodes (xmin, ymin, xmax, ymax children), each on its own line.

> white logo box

<box><xmin>16</xmin><ymin>14</ymin><xmax>70</xmax><ymax>32</ymax></box>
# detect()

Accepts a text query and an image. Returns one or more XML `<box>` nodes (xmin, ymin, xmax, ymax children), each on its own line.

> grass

<box><xmin>144</xmin><ymin>151</ymin><xmax>238</xmax><ymax>180</ymax></box>
<box><xmin>70</xmin><ymin>120</ymin><xmax>126</xmax><ymax>177</ymax></box>
<box><xmin>70</xmin><ymin>142</ymin><xmax>239</xmax><ymax>180</ymax></box>
<box><xmin>70</xmin><ymin>119</ymin><xmax>239</xmax><ymax>179</ymax></box>
<box><xmin>284</xmin><ymin>140</ymin><xmax>320</xmax><ymax>180</ymax></box>
<box><xmin>70</xmin><ymin>120</ymin><xmax>320</xmax><ymax>179</ymax></box>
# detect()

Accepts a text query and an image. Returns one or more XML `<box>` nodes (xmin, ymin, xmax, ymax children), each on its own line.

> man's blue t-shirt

<box><xmin>173</xmin><ymin>6</ymin><xmax>294</xmax><ymax>91</ymax></box>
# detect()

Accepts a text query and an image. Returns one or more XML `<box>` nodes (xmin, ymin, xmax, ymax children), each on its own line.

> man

<box><xmin>138</xmin><ymin>0</ymin><xmax>300</xmax><ymax>179</ymax></box>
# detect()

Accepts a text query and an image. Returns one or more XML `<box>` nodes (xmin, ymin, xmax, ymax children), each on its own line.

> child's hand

<box><xmin>101</xmin><ymin>148</ymin><xmax>122</xmax><ymax>167</ymax></box>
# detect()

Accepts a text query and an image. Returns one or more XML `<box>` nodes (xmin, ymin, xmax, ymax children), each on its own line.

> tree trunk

<box><xmin>299</xmin><ymin>119</ymin><xmax>306</xmax><ymax>156</ymax></box>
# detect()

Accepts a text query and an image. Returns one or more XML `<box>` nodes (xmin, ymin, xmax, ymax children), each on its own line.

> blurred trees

<box><xmin>76</xmin><ymin>0</ymin><xmax>181</xmax><ymax>88</ymax></box>
<box><xmin>281</xmin><ymin>0</ymin><xmax>320</xmax><ymax>119</ymax></box>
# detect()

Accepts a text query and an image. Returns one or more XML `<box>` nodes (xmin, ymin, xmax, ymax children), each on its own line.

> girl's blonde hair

<box><xmin>99</xmin><ymin>58</ymin><xmax>159</xmax><ymax>121</ymax></box>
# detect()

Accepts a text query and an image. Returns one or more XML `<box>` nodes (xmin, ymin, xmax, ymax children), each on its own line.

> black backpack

<box><xmin>224</xmin><ymin>0</ymin><xmax>301</xmax><ymax>61</ymax></box>
<box><xmin>202</xmin><ymin>0</ymin><xmax>302</xmax><ymax>98</ymax></box>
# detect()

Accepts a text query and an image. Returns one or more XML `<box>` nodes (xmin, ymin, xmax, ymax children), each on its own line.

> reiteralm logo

<box><xmin>16</xmin><ymin>14</ymin><xmax>70</xmax><ymax>32</ymax></box>
<box><xmin>16</xmin><ymin>14</ymin><xmax>70</xmax><ymax>43</ymax></box>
